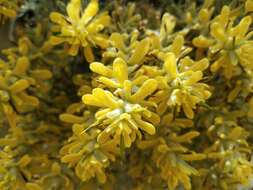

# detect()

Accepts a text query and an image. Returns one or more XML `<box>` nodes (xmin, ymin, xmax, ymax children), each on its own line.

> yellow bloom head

<box><xmin>49</xmin><ymin>0</ymin><xmax>111</xmax><ymax>61</ymax></box>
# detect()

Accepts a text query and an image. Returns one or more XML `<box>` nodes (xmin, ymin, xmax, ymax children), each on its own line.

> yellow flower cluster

<box><xmin>0</xmin><ymin>116</ymin><xmax>74</xmax><ymax>190</ymax></box>
<box><xmin>0</xmin><ymin>0</ymin><xmax>18</xmax><ymax>23</ymax></box>
<box><xmin>0</xmin><ymin>37</ymin><xmax>52</xmax><ymax>128</ymax></box>
<box><xmin>153</xmin><ymin>52</ymin><xmax>211</xmax><ymax>118</ymax></box>
<box><xmin>49</xmin><ymin>0</ymin><xmax>110</xmax><ymax>61</ymax></box>
<box><xmin>191</xmin><ymin>4</ymin><xmax>253</xmax><ymax>79</ymax></box>
<box><xmin>199</xmin><ymin>111</ymin><xmax>253</xmax><ymax>190</ymax></box>
<box><xmin>0</xmin><ymin>0</ymin><xmax>253</xmax><ymax>190</ymax></box>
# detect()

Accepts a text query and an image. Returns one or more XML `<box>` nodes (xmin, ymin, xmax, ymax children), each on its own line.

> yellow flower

<box><xmin>89</xmin><ymin>57</ymin><xmax>160</xmax><ymax>107</ymax></box>
<box><xmin>204</xmin><ymin>115</ymin><xmax>253</xmax><ymax>189</ymax></box>
<box><xmin>0</xmin><ymin>59</ymin><xmax>36</xmax><ymax>126</ymax></box>
<box><xmin>0</xmin><ymin>0</ymin><xmax>17</xmax><ymax>23</ymax></box>
<box><xmin>159</xmin><ymin>13</ymin><xmax>176</xmax><ymax>42</ymax></box>
<box><xmin>148</xmin><ymin>31</ymin><xmax>192</xmax><ymax>61</ymax></box>
<box><xmin>184</xmin><ymin>0</ymin><xmax>214</xmax><ymax>27</ymax></box>
<box><xmin>153</xmin><ymin>143</ymin><xmax>198</xmax><ymax>190</ymax></box>
<box><xmin>153</xmin><ymin>1</ymin><xmax>214</xmax><ymax>55</ymax></box>
<box><xmin>59</xmin><ymin>57</ymin><xmax>160</xmax><ymax>184</ymax></box>
<box><xmin>49</xmin><ymin>0</ymin><xmax>111</xmax><ymax>61</ymax></box>
<box><xmin>34</xmin><ymin>162</ymin><xmax>74</xmax><ymax>190</ymax></box>
<box><xmin>138</xmin><ymin>132</ymin><xmax>204</xmax><ymax>190</ymax></box>
<box><xmin>110</xmin><ymin>3</ymin><xmax>141</xmax><ymax>33</ymax></box>
<box><xmin>103</xmin><ymin>32</ymin><xmax>150</xmax><ymax>65</ymax></box>
<box><xmin>82</xmin><ymin>86</ymin><xmax>159</xmax><ymax>148</ymax></box>
<box><xmin>0</xmin><ymin>37</ymin><xmax>53</xmax><ymax>127</ymax></box>
<box><xmin>1</xmin><ymin>0</ymin><xmax>253</xmax><ymax>189</ymax></box>
<box><xmin>152</xmin><ymin>53</ymin><xmax>211</xmax><ymax>118</ymax></box>
<box><xmin>90</xmin><ymin>57</ymin><xmax>155</xmax><ymax>89</ymax></box>
<box><xmin>210</xmin><ymin>6</ymin><xmax>253</xmax><ymax>78</ymax></box>
<box><xmin>60</xmin><ymin>126</ymin><xmax>118</xmax><ymax>183</ymax></box>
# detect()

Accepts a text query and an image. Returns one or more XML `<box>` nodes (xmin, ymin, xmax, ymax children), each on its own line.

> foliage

<box><xmin>0</xmin><ymin>0</ymin><xmax>253</xmax><ymax>189</ymax></box>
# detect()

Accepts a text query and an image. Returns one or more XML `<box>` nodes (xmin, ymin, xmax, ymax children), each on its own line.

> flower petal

<box><xmin>113</xmin><ymin>58</ymin><xmax>128</xmax><ymax>84</ymax></box>
<box><xmin>171</xmin><ymin>35</ymin><xmax>184</xmax><ymax>56</ymax></box>
<box><xmin>128</xmin><ymin>38</ymin><xmax>150</xmax><ymax>65</ymax></box>
<box><xmin>109</xmin><ymin>33</ymin><xmax>125</xmax><ymax>50</ymax></box>
<box><xmin>84</xmin><ymin>46</ymin><xmax>95</xmax><ymax>63</ymax></box>
<box><xmin>60</xmin><ymin>113</ymin><xmax>84</xmax><ymax>123</ymax></box>
<box><xmin>90</xmin><ymin>62</ymin><xmax>112</xmax><ymax>77</ymax></box>
<box><xmin>67</xmin><ymin>0</ymin><xmax>81</xmax><ymax>21</ymax></box>
<box><xmin>164</xmin><ymin>52</ymin><xmax>177</xmax><ymax>79</ymax></box>
<box><xmin>50</xmin><ymin>12</ymin><xmax>67</xmax><ymax>25</ymax></box>
<box><xmin>131</xmin><ymin>79</ymin><xmax>158</xmax><ymax>102</ymax></box>
<box><xmin>9</xmin><ymin>79</ymin><xmax>30</xmax><ymax>93</ymax></box>
<box><xmin>81</xmin><ymin>0</ymin><xmax>99</xmax><ymax>24</ymax></box>
<box><xmin>13</xmin><ymin>57</ymin><xmax>30</xmax><ymax>75</ymax></box>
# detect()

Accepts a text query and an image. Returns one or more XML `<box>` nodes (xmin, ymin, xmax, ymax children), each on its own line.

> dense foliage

<box><xmin>0</xmin><ymin>0</ymin><xmax>253</xmax><ymax>189</ymax></box>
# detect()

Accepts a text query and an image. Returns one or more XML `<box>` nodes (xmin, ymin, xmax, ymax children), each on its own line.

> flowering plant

<box><xmin>0</xmin><ymin>0</ymin><xmax>253</xmax><ymax>190</ymax></box>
